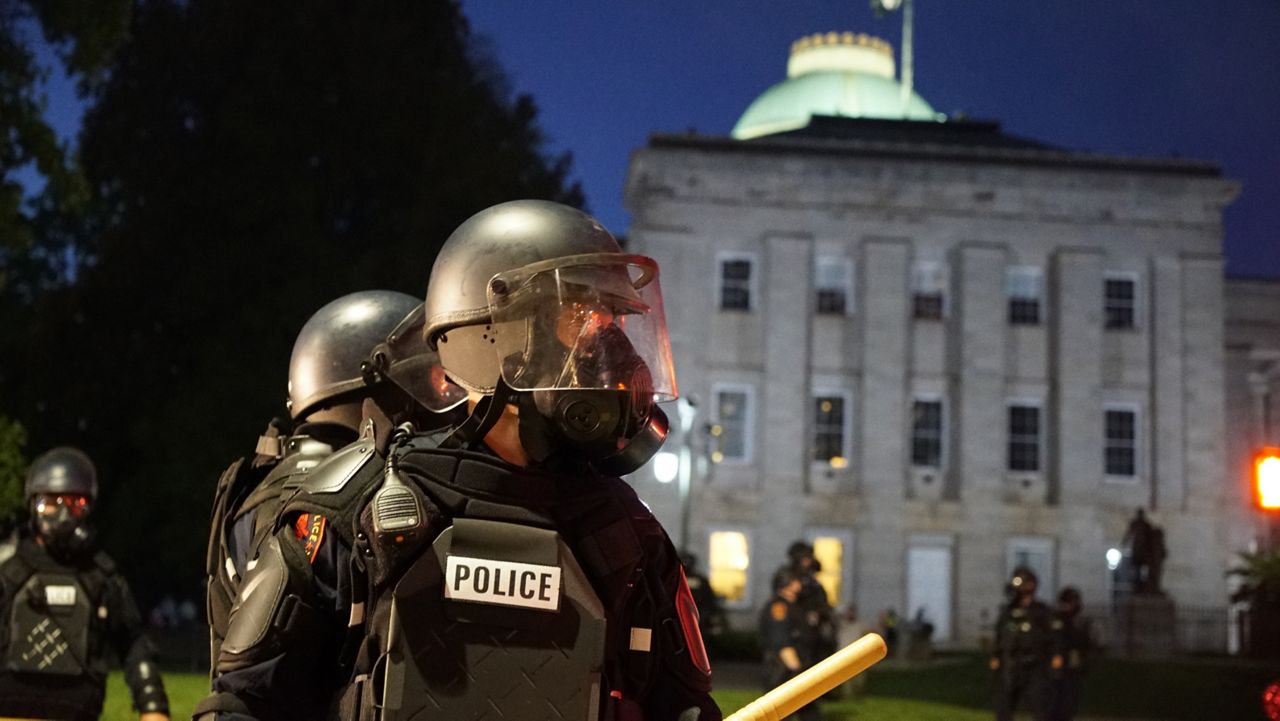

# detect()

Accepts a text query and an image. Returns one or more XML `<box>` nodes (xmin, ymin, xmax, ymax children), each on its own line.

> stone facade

<box><xmin>622</xmin><ymin>123</ymin><xmax>1249</xmax><ymax>646</ymax></box>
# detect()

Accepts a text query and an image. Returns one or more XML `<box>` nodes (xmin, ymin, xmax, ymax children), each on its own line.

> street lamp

<box><xmin>653</xmin><ymin>452</ymin><xmax>679</xmax><ymax>484</ymax></box>
<box><xmin>676</xmin><ymin>396</ymin><xmax>697</xmax><ymax>554</ymax></box>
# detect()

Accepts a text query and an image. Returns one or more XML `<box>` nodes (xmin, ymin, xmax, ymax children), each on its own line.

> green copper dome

<box><xmin>732</xmin><ymin>32</ymin><xmax>943</xmax><ymax>140</ymax></box>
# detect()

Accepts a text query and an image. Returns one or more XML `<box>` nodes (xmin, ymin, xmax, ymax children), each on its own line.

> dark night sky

<box><xmin>459</xmin><ymin>0</ymin><xmax>1280</xmax><ymax>278</ymax></box>
<box><xmin>25</xmin><ymin>1</ymin><xmax>1280</xmax><ymax>277</ymax></box>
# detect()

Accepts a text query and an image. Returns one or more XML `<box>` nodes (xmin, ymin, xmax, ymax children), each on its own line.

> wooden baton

<box><xmin>725</xmin><ymin>633</ymin><xmax>888</xmax><ymax>721</ymax></box>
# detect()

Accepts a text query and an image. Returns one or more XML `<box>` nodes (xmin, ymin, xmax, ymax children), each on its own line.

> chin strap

<box><xmin>440</xmin><ymin>379</ymin><xmax>514</xmax><ymax>450</ymax></box>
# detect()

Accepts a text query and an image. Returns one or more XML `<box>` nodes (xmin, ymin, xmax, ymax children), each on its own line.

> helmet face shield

<box><xmin>487</xmin><ymin>254</ymin><xmax>678</xmax><ymax>403</ymax></box>
<box><xmin>374</xmin><ymin>304</ymin><xmax>469</xmax><ymax>412</ymax></box>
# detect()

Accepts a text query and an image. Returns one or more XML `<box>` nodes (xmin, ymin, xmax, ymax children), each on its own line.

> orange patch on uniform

<box><xmin>293</xmin><ymin>512</ymin><xmax>327</xmax><ymax>564</ymax></box>
<box><xmin>771</xmin><ymin>601</ymin><xmax>788</xmax><ymax>621</ymax></box>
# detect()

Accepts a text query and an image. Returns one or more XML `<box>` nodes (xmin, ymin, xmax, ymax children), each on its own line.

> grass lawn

<box><xmin>99</xmin><ymin>654</ymin><xmax>1279</xmax><ymax>721</ymax></box>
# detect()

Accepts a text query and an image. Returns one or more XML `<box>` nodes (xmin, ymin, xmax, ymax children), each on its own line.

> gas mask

<box><xmin>446</xmin><ymin>253</ymin><xmax>678</xmax><ymax>476</ymax></box>
<box><xmin>513</xmin><ymin>325</ymin><xmax>669</xmax><ymax>475</ymax></box>
<box><xmin>31</xmin><ymin>493</ymin><xmax>95</xmax><ymax>559</ymax></box>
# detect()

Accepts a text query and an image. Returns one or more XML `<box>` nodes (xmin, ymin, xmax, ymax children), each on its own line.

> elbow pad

<box><xmin>125</xmin><ymin>657</ymin><xmax>170</xmax><ymax>714</ymax></box>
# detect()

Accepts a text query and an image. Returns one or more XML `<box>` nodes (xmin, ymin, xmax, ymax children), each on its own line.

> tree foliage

<box><xmin>0</xmin><ymin>415</ymin><xmax>26</xmax><ymax>530</ymax></box>
<box><xmin>0</xmin><ymin>0</ymin><xmax>130</xmax><ymax>294</ymax></box>
<box><xmin>0</xmin><ymin>0</ymin><xmax>582</xmax><ymax>599</ymax></box>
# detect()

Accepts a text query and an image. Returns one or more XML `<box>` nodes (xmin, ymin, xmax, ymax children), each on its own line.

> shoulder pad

<box><xmin>300</xmin><ymin>438</ymin><xmax>377</xmax><ymax>495</ymax></box>
<box><xmin>93</xmin><ymin>550</ymin><xmax>117</xmax><ymax>575</ymax></box>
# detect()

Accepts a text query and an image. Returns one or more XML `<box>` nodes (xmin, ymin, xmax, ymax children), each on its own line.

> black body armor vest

<box><xmin>283</xmin><ymin>440</ymin><xmax>705</xmax><ymax>721</ymax></box>
<box><xmin>0</xmin><ymin>543</ymin><xmax>111</xmax><ymax>679</ymax></box>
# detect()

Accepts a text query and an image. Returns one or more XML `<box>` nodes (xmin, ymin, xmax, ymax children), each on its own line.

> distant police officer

<box><xmin>759</xmin><ymin>569</ymin><xmax>821</xmax><ymax>721</ymax></box>
<box><xmin>198</xmin><ymin>200</ymin><xmax>719</xmax><ymax>721</ymax></box>
<box><xmin>773</xmin><ymin>541</ymin><xmax>836</xmax><ymax>662</ymax></box>
<box><xmin>990</xmin><ymin>566</ymin><xmax>1051</xmax><ymax>721</ymax></box>
<box><xmin>1047</xmin><ymin>587</ymin><xmax>1091</xmax><ymax>721</ymax></box>
<box><xmin>0</xmin><ymin>447</ymin><xmax>169</xmax><ymax>721</ymax></box>
<box><xmin>204</xmin><ymin>290</ymin><xmax>465</xmax><ymax>668</ymax></box>
<box><xmin>682</xmin><ymin>552</ymin><xmax>726</xmax><ymax>640</ymax></box>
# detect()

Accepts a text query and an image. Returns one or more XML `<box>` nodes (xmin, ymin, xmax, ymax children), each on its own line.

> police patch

<box><xmin>44</xmin><ymin>585</ymin><xmax>77</xmax><ymax>606</ymax></box>
<box><xmin>771</xmin><ymin>601</ymin><xmax>788</xmax><ymax>621</ymax></box>
<box><xmin>444</xmin><ymin>555</ymin><xmax>561</xmax><ymax>611</ymax></box>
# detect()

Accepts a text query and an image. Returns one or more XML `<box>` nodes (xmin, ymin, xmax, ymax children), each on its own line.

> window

<box><xmin>1007</xmin><ymin>404</ymin><xmax>1041</xmax><ymax>472</ymax></box>
<box><xmin>810</xmin><ymin>536</ymin><xmax>845</xmax><ymax>606</ymax></box>
<box><xmin>812</xmin><ymin>392</ymin><xmax>850</xmax><ymax>467</ymax></box>
<box><xmin>911</xmin><ymin>399</ymin><xmax>944</xmax><ymax>468</ymax></box>
<box><xmin>1104</xmin><ymin>406</ymin><xmax>1138</xmax><ymax>477</ymax></box>
<box><xmin>718</xmin><ymin>256</ymin><xmax>753</xmax><ymax>311</ymax></box>
<box><xmin>815</xmin><ymin>256</ymin><xmax>852</xmax><ymax>315</ymax></box>
<box><xmin>912</xmin><ymin>262</ymin><xmax>947</xmax><ymax>320</ymax></box>
<box><xmin>1104</xmin><ymin>274</ymin><xmax>1137</xmax><ymax>330</ymax></box>
<box><xmin>708</xmin><ymin>530</ymin><xmax>751</xmax><ymax>605</ymax></box>
<box><xmin>1007</xmin><ymin>267</ymin><xmax>1042</xmax><ymax>325</ymax></box>
<box><xmin>711</xmin><ymin>384</ymin><xmax>753</xmax><ymax>463</ymax></box>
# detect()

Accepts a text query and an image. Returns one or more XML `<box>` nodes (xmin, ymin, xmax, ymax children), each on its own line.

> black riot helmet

<box><xmin>26</xmin><ymin>446</ymin><xmax>98</xmax><ymax>501</ymax></box>
<box><xmin>288</xmin><ymin>290</ymin><xmax>465</xmax><ymax>422</ymax></box>
<box><xmin>1007</xmin><ymin>566</ymin><xmax>1039</xmax><ymax>601</ymax></box>
<box><xmin>26</xmin><ymin>447</ymin><xmax>98</xmax><ymax>557</ymax></box>
<box><xmin>422</xmin><ymin>200</ymin><xmax>678</xmax><ymax>475</ymax></box>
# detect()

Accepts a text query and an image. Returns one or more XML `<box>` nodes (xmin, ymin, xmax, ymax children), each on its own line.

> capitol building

<box><xmin>624</xmin><ymin>31</ymin><xmax>1280</xmax><ymax>647</ymax></box>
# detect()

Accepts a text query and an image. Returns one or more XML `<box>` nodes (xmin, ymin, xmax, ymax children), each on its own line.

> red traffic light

<box><xmin>1258</xmin><ymin>449</ymin><xmax>1280</xmax><ymax>511</ymax></box>
<box><xmin>1263</xmin><ymin>679</ymin><xmax>1280</xmax><ymax>721</ymax></box>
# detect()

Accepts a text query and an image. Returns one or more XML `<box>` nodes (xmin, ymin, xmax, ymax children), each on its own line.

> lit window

<box><xmin>708</xmin><ymin>530</ymin><xmax>750</xmax><ymax>604</ymax></box>
<box><xmin>711</xmin><ymin>385</ymin><xmax>752</xmax><ymax>462</ymax></box>
<box><xmin>719</xmin><ymin>257</ymin><xmax>753</xmax><ymax>311</ymax></box>
<box><xmin>1104</xmin><ymin>275</ymin><xmax>1137</xmax><ymax>330</ymax></box>
<box><xmin>1007</xmin><ymin>267</ymin><xmax>1042</xmax><ymax>325</ymax></box>
<box><xmin>911</xmin><ymin>399</ymin><xmax>944</xmax><ymax>468</ymax></box>
<box><xmin>1104</xmin><ymin>407</ymin><xmax>1138</xmax><ymax>476</ymax></box>
<box><xmin>811</xmin><ymin>536</ymin><xmax>844</xmax><ymax>606</ymax></box>
<box><xmin>912</xmin><ymin>262</ymin><xmax>947</xmax><ymax>320</ymax></box>
<box><xmin>1007</xmin><ymin>404</ymin><xmax>1041</xmax><ymax>472</ymax></box>
<box><xmin>813</xmin><ymin>394</ymin><xmax>849</xmax><ymax>466</ymax></box>
<box><xmin>815</xmin><ymin>256</ymin><xmax>852</xmax><ymax>315</ymax></box>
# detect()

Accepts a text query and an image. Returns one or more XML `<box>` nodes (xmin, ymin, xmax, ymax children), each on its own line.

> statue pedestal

<box><xmin>1112</xmin><ymin>594</ymin><xmax>1176</xmax><ymax>657</ymax></box>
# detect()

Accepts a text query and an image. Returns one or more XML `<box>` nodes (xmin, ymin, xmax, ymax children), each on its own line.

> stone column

<box><xmin>859</xmin><ymin>238</ymin><xmax>912</xmax><ymax>619</ymax></box>
<box><xmin>1149</xmin><ymin>255</ymin><xmax>1187</xmax><ymax>511</ymax></box>
<box><xmin>950</xmin><ymin>242</ymin><xmax>1009</xmax><ymax>503</ymax></box>
<box><xmin>757</xmin><ymin>232</ymin><xmax>814</xmax><ymax>595</ymax></box>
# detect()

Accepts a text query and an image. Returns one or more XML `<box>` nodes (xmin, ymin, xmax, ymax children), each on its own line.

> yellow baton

<box><xmin>726</xmin><ymin>633</ymin><xmax>888</xmax><ymax>721</ymax></box>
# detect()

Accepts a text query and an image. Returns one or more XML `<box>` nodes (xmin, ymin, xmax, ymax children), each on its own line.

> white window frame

<box><xmin>1006</xmin><ymin>399</ymin><xmax>1044</xmax><ymax>474</ymax></box>
<box><xmin>715</xmin><ymin>251</ymin><xmax>758</xmax><ymax>312</ymax></box>
<box><xmin>1005</xmin><ymin>536</ymin><xmax>1057</xmax><ymax>600</ymax></box>
<box><xmin>1103</xmin><ymin>401</ymin><xmax>1142</xmax><ymax>482</ymax></box>
<box><xmin>911</xmin><ymin>261</ymin><xmax>948</xmax><ymax>320</ymax></box>
<box><xmin>805</xmin><ymin>527</ymin><xmax>855</xmax><ymax>608</ymax></box>
<box><xmin>710</xmin><ymin>382</ymin><xmax>755</xmax><ymax>465</ymax></box>
<box><xmin>1103</xmin><ymin>271</ymin><xmax>1141</xmax><ymax>331</ymax></box>
<box><xmin>1006</xmin><ymin>266</ymin><xmax>1044</xmax><ymax>325</ymax></box>
<box><xmin>910</xmin><ymin>394</ymin><xmax>947</xmax><ymax>469</ymax></box>
<box><xmin>815</xmin><ymin>255</ymin><xmax>854</xmax><ymax>316</ymax></box>
<box><xmin>811</xmin><ymin>388</ymin><xmax>854</xmax><ymax>468</ymax></box>
<box><xmin>706</xmin><ymin>525</ymin><xmax>755</xmax><ymax>610</ymax></box>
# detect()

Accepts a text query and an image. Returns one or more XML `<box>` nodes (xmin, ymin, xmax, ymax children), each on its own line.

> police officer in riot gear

<box><xmin>990</xmin><ymin>566</ymin><xmax>1051</xmax><ymax>721</ymax></box>
<box><xmin>1047</xmin><ymin>587</ymin><xmax>1091</xmax><ymax>721</ymax></box>
<box><xmin>197</xmin><ymin>200</ymin><xmax>718</xmax><ymax>721</ymax></box>
<box><xmin>0</xmin><ymin>447</ymin><xmax>170</xmax><ymax>721</ymax></box>
<box><xmin>205</xmin><ymin>290</ymin><xmax>465</xmax><ymax>668</ymax></box>
<box><xmin>759</xmin><ymin>569</ymin><xmax>821</xmax><ymax>721</ymax></box>
<box><xmin>772</xmin><ymin>541</ymin><xmax>836</xmax><ymax>662</ymax></box>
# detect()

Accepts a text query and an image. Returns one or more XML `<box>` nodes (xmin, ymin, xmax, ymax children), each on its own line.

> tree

<box><xmin>0</xmin><ymin>0</ymin><xmax>130</xmax><ymax>294</ymax></box>
<box><xmin>3</xmin><ymin>1</ymin><xmax>583</xmax><ymax>598</ymax></box>
<box><xmin>0</xmin><ymin>415</ymin><xmax>26</xmax><ymax>532</ymax></box>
